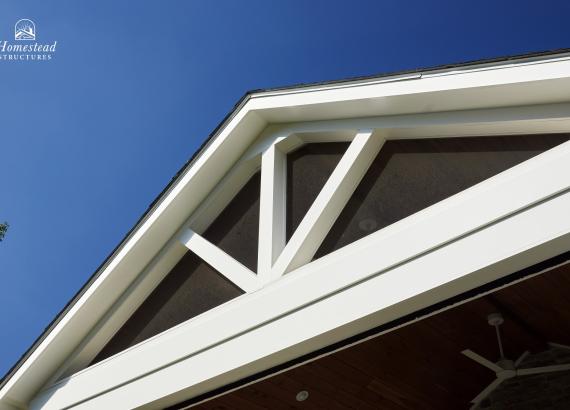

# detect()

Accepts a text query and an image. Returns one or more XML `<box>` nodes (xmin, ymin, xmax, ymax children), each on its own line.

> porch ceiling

<box><xmin>189</xmin><ymin>260</ymin><xmax>570</xmax><ymax>410</ymax></box>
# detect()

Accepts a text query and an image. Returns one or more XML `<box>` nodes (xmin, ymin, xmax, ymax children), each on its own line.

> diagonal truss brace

<box><xmin>180</xmin><ymin>229</ymin><xmax>261</xmax><ymax>293</ymax></box>
<box><xmin>271</xmin><ymin>130</ymin><xmax>384</xmax><ymax>277</ymax></box>
<box><xmin>180</xmin><ymin>129</ymin><xmax>384</xmax><ymax>291</ymax></box>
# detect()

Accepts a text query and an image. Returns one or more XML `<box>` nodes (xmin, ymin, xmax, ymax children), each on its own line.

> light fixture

<box><xmin>295</xmin><ymin>390</ymin><xmax>309</xmax><ymax>402</ymax></box>
<box><xmin>358</xmin><ymin>218</ymin><xmax>377</xmax><ymax>232</ymax></box>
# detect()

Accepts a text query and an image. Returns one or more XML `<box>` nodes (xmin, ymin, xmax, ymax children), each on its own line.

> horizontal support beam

<box><xmin>34</xmin><ymin>182</ymin><xmax>570</xmax><ymax>410</ymax></box>
<box><xmin>32</xmin><ymin>138</ymin><xmax>570</xmax><ymax>410</ymax></box>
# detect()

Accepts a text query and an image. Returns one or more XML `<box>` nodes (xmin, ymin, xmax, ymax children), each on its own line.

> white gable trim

<box><xmin>33</xmin><ymin>131</ymin><xmax>570</xmax><ymax>409</ymax></box>
<box><xmin>32</xmin><ymin>145</ymin><xmax>570</xmax><ymax>408</ymax></box>
<box><xmin>1</xmin><ymin>53</ymin><xmax>570</xmax><ymax>409</ymax></box>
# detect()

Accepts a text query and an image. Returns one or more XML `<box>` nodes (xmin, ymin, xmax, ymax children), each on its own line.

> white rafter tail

<box><xmin>258</xmin><ymin>144</ymin><xmax>287</xmax><ymax>283</ymax></box>
<box><xmin>470</xmin><ymin>377</ymin><xmax>504</xmax><ymax>405</ymax></box>
<box><xmin>461</xmin><ymin>349</ymin><xmax>503</xmax><ymax>373</ymax></box>
<box><xmin>272</xmin><ymin>130</ymin><xmax>384</xmax><ymax>276</ymax></box>
<box><xmin>517</xmin><ymin>363</ymin><xmax>570</xmax><ymax>376</ymax></box>
<box><xmin>180</xmin><ymin>229</ymin><xmax>260</xmax><ymax>293</ymax></box>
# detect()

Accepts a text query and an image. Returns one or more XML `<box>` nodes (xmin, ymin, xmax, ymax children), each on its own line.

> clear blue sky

<box><xmin>1</xmin><ymin>0</ymin><xmax>569</xmax><ymax>378</ymax></box>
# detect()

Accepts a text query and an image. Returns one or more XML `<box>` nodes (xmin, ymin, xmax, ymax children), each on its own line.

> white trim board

<box><xmin>56</xmin><ymin>107</ymin><xmax>570</xmax><ymax>385</ymax></box>
<box><xmin>33</xmin><ymin>184</ymin><xmax>570</xmax><ymax>409</ymax></box>
<box><xmin>180</xmin><ymin>257</ymin><xmax>570</xmax><ymax>410</ymax></box>
<box><xmin>31</xmin><ymin>138</ymin><xmax>570</xmax><ymax>409</ymax></box>
<box><xmin>2</xmin><ymin>54</ymin><xmax>570</xmax><ymax>410</ymax></box>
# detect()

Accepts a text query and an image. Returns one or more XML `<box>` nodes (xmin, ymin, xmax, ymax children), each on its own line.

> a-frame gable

<box><xmin>84</xmin><ymin>131</ymin><xmax>569</xmax><ymax>369</ymax></box>
<box><xmin>2</xmin><ymin>51</ymin><xmax>570</xmax><ymax>410</ymax></box>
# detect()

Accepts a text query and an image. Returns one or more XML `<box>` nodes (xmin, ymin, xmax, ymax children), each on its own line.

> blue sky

<box><xmin>0</xmin><ymin>0</ymin><xmax>569</xmax><ymax>378</ymax></box>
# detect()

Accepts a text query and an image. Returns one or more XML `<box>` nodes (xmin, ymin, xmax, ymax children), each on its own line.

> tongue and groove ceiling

<box><xmin>185</xmin><ymin>259</ymin><xmax>570</xmax><ymax>410</ymax></box>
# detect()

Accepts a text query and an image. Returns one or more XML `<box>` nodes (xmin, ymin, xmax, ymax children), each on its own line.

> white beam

<box><xmin>180</xmin><ymin>229</ymin><xmax>260</xmax><ymax>293</ymax></box>
<box><xmin>31</xmin><ymin>136</ymin><xmax>570</xmax><ymax>408</ymax></box>
<box><xmin>258</xmin><ymin>145</ymin><xmax>287</xmax><ymax>281</ymax></box>
<box><xmin>272</xmin><ymin>130</ymin><xmax>384</xmax><ymax>275</ymax></box>
<box><xmin>32</xmin><ymin>185</ymin><xmax>570</xmax><ymax>410</ymax></box>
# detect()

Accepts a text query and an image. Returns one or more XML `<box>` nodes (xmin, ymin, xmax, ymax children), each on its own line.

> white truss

<box><xmin>3</xmin><ymin>54</ymin><xmax>570</xmax><ymax>410</ymax></box>
<box><xmin>35</xmin><ymin>115</ymin><xmax>570</xmax><ymax>409</ymax></box>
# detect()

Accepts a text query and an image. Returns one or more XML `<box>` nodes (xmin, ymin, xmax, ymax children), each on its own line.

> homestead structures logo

<box><xmin>15</xmin><ymin>19</ymin><xmax>36</xmax><ymax>40</ymax></box>
<box><xmin>1</xmin><ymin>19</ymin><xmax>57</xmax><ymax>61</ymax></box>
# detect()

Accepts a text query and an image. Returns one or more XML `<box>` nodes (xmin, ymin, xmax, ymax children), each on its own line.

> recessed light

<box><xmin>296</xmin><ymin>390</ymin><xmax>309</xmax><ymax>402</ymax></box>
<box><xmin>358</xmin><ymin>218</ymin><xmax>377</xmax><ymax>232</ymax></box>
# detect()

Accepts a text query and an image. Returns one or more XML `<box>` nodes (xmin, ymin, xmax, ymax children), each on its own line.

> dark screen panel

<box><xmin>315</xmin><ymin>134</ymin><xmax>570</xmax><ymax>259</ymax></box>
<box><xmin>287</xmin><ymin>142</ymin><xmax>349</xmax><ymax>240</ymax></box>
<box><xmin>93</xmin><ymin>172</ymin><xmax>261</xmax><ymax>363</ymax></box>
<box><xmin>92</xmin><ymin>251</ymin><xmax>243</xmax><ymax>364</ymax></box>
<box><xmin>92</xmin><ymin>175</ymin><xmax>262</xmax><ymax>363</ymax></box>
<box><xmin>202</xmin><ymin>172</ymin><xmax>261</xmax><ymax>272</ymax></box>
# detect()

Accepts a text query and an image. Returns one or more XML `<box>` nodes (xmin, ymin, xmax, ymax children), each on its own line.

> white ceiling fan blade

<box><xmin>470</xmin><ymin>377</ymin><xmax>504</xmax><ymax>404</ymax></box>
<box><xmin>517</xmin><ymin>363</ymin><xmax>570</xmax><ymax>376</ymax></box>
<box><xmin>514</xmin><ymin>350</ymin><xmax>529</xmax><ymax>368</ymax></box>
<box><xmin>548</xmin><ymin>342</ymin><xmax>570</xmax><ymax>351</ymax></box>
<box><xmin>462</xmin><ymin>349</ymin><xmax>503</xmax><ymax>373</ymax></box>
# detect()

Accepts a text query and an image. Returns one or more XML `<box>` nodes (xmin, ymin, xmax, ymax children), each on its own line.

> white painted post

<box><xmin>258</xmin><ymin>144</ymin><xmax>287</xmax><ymax>282</ymax></box>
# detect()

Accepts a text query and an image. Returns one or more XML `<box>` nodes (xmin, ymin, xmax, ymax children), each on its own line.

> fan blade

<box><xmin>548</xmin><ymin>342</ymin><xmax>570</xmax><ymax>351</ymax></box>
<box><xmin>514</xmin><ymin>350</ymin><xmax>529</xmax><ymax>368</ymax></box>
<box><xmin>470</xmin><ymin>377</ymin><xmax>504</xmax><ymax>404</ymax></box>
<box><xmin>517</xmin><ymin>363</ymin><xmax>570</xmax><ymax>376</ymax></box>
<box><xmin>462</xmin><ymin>349</ymin><xmax>503</xmax><ymax>373</ymax></box>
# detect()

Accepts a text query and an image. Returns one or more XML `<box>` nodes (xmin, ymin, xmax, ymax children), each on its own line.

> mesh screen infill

<box><xmin>315</xmin><ymin>134</ymin><xmax>570</xmax><ymax>259</ymax></box>
<box><xmin>92</xmin><ymin>173</ymin><xmax>262</xmax><ymax>363</ymax></box>
<box><xmin>202</xmin><ymin>172</ymin><xmax>261</xmax><ymax>272</ymax></box>
<box><xmin>287</xmin><ymin>142</ymin><xmax>349</xmax><ymax>241</ymax></box>
<box><xmin>91</xmin><ymin>252</ymin><xmax>243</xmax><ymax>364</ymax></box>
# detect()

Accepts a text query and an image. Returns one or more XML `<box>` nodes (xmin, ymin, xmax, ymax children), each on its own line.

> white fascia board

<box><xmin>250</xmin><ymin>57</ymin><xmax>570</xmax><ymax>122</ymax></box>
<box><xmin>32</xmin><ymin>140</ymin><xmax>570</xmax><ymax>409</ymax></box>
<box><xmin>3</xmin><ymin>54</ymin><xmax>570</xmax><ymax>408</ymax></box>
<box><xmin>34</xmin><ymin>177</ymin><xmax>570</xmax><ymax>410</ymax></box>
<box><xmin>81</xmin><ymin>234</ymin><xmax>570</xmax><ymax>410</ymax></box>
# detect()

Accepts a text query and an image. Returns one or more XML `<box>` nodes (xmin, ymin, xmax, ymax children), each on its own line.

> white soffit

<box><xmin>1</xmin><ymin>52</ymin><xmax>570</xmax><ymax>410</ymax></box>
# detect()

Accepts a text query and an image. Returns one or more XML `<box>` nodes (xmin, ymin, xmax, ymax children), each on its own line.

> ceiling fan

<box><xmin>461</xmin><ymin>312</ymin><xmax>570</xmax><ymax>408</ymax></box>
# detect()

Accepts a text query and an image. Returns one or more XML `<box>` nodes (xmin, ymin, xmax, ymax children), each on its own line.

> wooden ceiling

<box><xmin>189</xmin><ymin>261</ymin><xmax>570</xmax><ymax>410</ymax></box>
